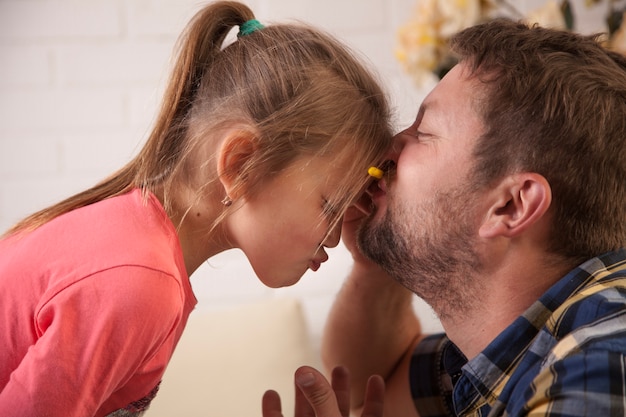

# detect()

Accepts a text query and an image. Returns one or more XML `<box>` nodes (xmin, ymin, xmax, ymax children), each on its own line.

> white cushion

<box><xmin>146</xmin><ymin>298</ymin><xmax>319</xmax><ymax>417</ymax></box>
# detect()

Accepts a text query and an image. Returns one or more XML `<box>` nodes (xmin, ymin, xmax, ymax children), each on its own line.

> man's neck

<box><xmin>439</xmin><ymin>252</ymin><xmax>571</xmax><ymax>360</ymax></box>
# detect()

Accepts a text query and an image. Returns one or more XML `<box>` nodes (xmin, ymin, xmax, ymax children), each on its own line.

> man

<box><xmin>263</xmin><ymin>18</ymin><xmax>626</xmax><ymax>417</ymax></box>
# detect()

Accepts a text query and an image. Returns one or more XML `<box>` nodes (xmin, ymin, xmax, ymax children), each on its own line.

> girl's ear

<box><xmin>216</xmin><ymin>129</ymin><xmax>258</xmax><ymax>199</ymax></box>
<box><xmin>479</xmin><ymin>173</ymin><xmax>552</xmax><ymax>239</ymax></box>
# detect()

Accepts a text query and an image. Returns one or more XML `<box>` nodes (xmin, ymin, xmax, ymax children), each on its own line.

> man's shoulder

<box><xmin>550</xmin><ymin>270</ymin><xmax>626</xmax><ymax>340</ymax></box>
<box><xmin>545</xmin><ymin>281</ymin><xmax>626</xmax><ymax>365</ymax></box>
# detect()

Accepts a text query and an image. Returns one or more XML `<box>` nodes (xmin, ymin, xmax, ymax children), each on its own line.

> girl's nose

<box><xmin>323</xmin><ymin>221</ymin><xmax>342</xmax><ymax>248</ymax></box>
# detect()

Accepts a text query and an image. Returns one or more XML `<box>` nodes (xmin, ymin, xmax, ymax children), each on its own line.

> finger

<box><xmin>294</xmin><ymin>365</ymin><xmax>341</xmax><ymax>417</ymax></box>
<box><xmin>330</xmin><ymin>366</ymin><xmax>351</xmax><ymax>417</ymax></box>
<box><xmin>293</xmin><ymin>375</ymin><xmax>316</xmax><ymax>417</ymax></box>
<box><xmin>262</xmin><ymin>390</ymin><xmax>284</xmax><ymax>417</ymax></box>
<box><xmin>360</xmin><ymin>375</ymin><xmax>385</xmax><ymax>417</ymax></box>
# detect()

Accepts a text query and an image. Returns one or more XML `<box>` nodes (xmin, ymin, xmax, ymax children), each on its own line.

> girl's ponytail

<box><xmin>3</xmin><ymin>2</ymin><xmax>258</xmax><ymax>236</ymax></box>
<box><xmin>5</xmin><ymin>1</ymin><xmax>393</xmax><ymax>240</ymax></box>
<box><xmin>139</xmin><ymin>2</ymin><xmax>255</xmax><ymax>186</ymax></box>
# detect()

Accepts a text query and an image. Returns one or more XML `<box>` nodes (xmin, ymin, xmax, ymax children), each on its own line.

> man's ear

<box><xmin>216</xmin><ymin>129</ymin><xmax>258</xmax><ymax>198</ymax></box>
<box><xmin>479</xmin><ymin>173</ymin><xmax>552</xmax><ymax>238</ymax></box>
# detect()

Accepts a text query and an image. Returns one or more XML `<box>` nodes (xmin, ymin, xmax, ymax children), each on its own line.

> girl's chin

<box><xmin>262</xmin><ymin>272</ymin><xmax>304</xmax><ymax>289</ymax></box>
<box><xmin>309</xmin><ymin>260</ymin><xmax>321</xmax><ymax>271</ymax></box>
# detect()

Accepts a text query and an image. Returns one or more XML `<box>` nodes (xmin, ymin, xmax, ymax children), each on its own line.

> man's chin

<box><xmin>355</xmin><ymin>210</ymin><xmax>376</xmax><ymax>249</ymax></box>
<box><xmin>356</xmin><ymin>214</ymin><xmax>389</xmax><ymax>264</ymax></box>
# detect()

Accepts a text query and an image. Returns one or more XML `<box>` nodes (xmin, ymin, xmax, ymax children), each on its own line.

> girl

<box><xmin>0</xmin><ymin>1</ymin><xmax>391</xmax><ymax>416</ymax></box>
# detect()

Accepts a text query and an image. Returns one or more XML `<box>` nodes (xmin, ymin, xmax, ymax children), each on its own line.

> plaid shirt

<box><xmin>410</xmin><ymin>249</ymin><xmax>626</xmax><ymax>417</ymax></box>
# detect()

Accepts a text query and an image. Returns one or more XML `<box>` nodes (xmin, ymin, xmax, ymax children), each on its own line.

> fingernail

<box><xmin>296</xmin><ymin>372</ymin><xmax>315</xmax><ymax>387</ymax></box>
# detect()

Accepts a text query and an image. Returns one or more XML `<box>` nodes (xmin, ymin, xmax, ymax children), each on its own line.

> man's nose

<box><xmin>374</xmin><ymin>135</ymin><xmax>403</xmax><ymax>174</ymax></box>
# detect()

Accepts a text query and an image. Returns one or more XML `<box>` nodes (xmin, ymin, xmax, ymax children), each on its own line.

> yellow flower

<box><xmin>525</xmin><ymin>0</ymin><xmax>567</xmax><ymax>29</ymax></box>
<box><xmin>438</xmin><ymin>0</ymin><xmax>482</xmax><ymax>36</ymax></box>
<box><xmin>610</xmin><ymin>12</ymin><xmax>626</xmax><ymax>55</ymax></box>
<box><xmin>396</xmin><ymin>0</ymin><xmax>482</xmax><ymax>86</ymax></box>
<box><xmin>585</xmin><ymin>0</ymin><xmax>603</xmax><ymax>6</ymax></box>
<box><xmin>395</xmin><ymin>0</ymin><xmax>622</xmax><ymax>87</ymax></box>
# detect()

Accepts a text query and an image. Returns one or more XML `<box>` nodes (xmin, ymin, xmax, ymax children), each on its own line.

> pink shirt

<box><xmin>0</xmin><ymin>189</ymin><xmax>196</xmax><ymax>416</ymax></box>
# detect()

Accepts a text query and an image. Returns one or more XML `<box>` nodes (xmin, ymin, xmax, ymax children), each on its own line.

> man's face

<box><xmin>358</xmin><ymin>63</ymin><xmax>488</xmax><ymax>317</ymax></box>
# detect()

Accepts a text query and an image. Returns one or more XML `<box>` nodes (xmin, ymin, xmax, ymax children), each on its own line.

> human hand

<box><xmin>262</xmin><ymin>365</ymin><xmax>384</xmax><ymax>417</ymax></box>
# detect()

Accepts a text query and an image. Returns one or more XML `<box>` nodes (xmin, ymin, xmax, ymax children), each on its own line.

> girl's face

<box><xmin>227</xmin><ymin>155</ymin><xmax>350</xmax><ymax>288</ymax></box>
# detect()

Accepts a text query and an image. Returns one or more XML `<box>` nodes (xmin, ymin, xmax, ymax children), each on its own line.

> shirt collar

<box><xmin>445</xmin><ymin>248</ymin><xmax>626</xmax><ymax>415</ymax></box>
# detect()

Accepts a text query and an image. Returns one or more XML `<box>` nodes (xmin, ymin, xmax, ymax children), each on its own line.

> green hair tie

<box><xmin>238</xmin><ymin>19</ymin><xmax>264</xmax><ymax>37</ymax></box>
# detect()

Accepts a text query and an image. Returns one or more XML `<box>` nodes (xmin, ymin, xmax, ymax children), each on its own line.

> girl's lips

<box><xmin>309</xmin><ymin>252</ymin><xmax>329</xmax><ymax>272</ymax></box>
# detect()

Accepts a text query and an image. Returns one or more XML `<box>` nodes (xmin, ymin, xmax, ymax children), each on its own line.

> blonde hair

<box><xmin>5</xmin><ymin>1</ymin><xmax>391</xmax><ymax>236</ymax></box>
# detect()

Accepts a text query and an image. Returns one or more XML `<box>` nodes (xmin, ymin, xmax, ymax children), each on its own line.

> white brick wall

<box><xmin>0</xmin><ymin>0</ymin><xmax>607</xmax><ymax>350</ymax></box>
<box><xmin>0</xmin><ymin>0</ymin><xmax>438</xmax><ymax>351</ymax></box>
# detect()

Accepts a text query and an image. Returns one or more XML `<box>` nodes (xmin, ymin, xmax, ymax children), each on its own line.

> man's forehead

<box><xmin>417</xmin><ymin>90</ymin><xmax>452</xmax><ymax>125</ymax></box>
<box><xmin>418</xmin><ymin>71</ymin><xmax>486</xmax><ymax>139</ymax></box>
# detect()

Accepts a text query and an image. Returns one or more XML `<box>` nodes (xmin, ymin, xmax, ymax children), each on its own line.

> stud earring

<box><xmin>221</xmin><ymin>196</ymin><xmax>233</xmax><ymax>207</ymax></box>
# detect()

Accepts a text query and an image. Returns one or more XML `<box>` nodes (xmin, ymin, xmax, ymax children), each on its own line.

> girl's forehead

<box><xmin>282</xmin><ymin>149</ymin><xmax>373</xmax><ymax>194</ymax></box>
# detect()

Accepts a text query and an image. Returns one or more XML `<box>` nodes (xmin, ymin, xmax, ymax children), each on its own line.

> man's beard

<box><xmin>357</xmin><ymin>185</ymin><xmax>484</xmax><ymax>319</ymax></box>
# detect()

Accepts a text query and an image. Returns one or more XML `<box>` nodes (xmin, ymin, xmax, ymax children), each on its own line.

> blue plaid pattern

<box><xmin>410</xmin><ymin>249</ymin><xmax>626</xmax><ymax>416</ymax></box>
